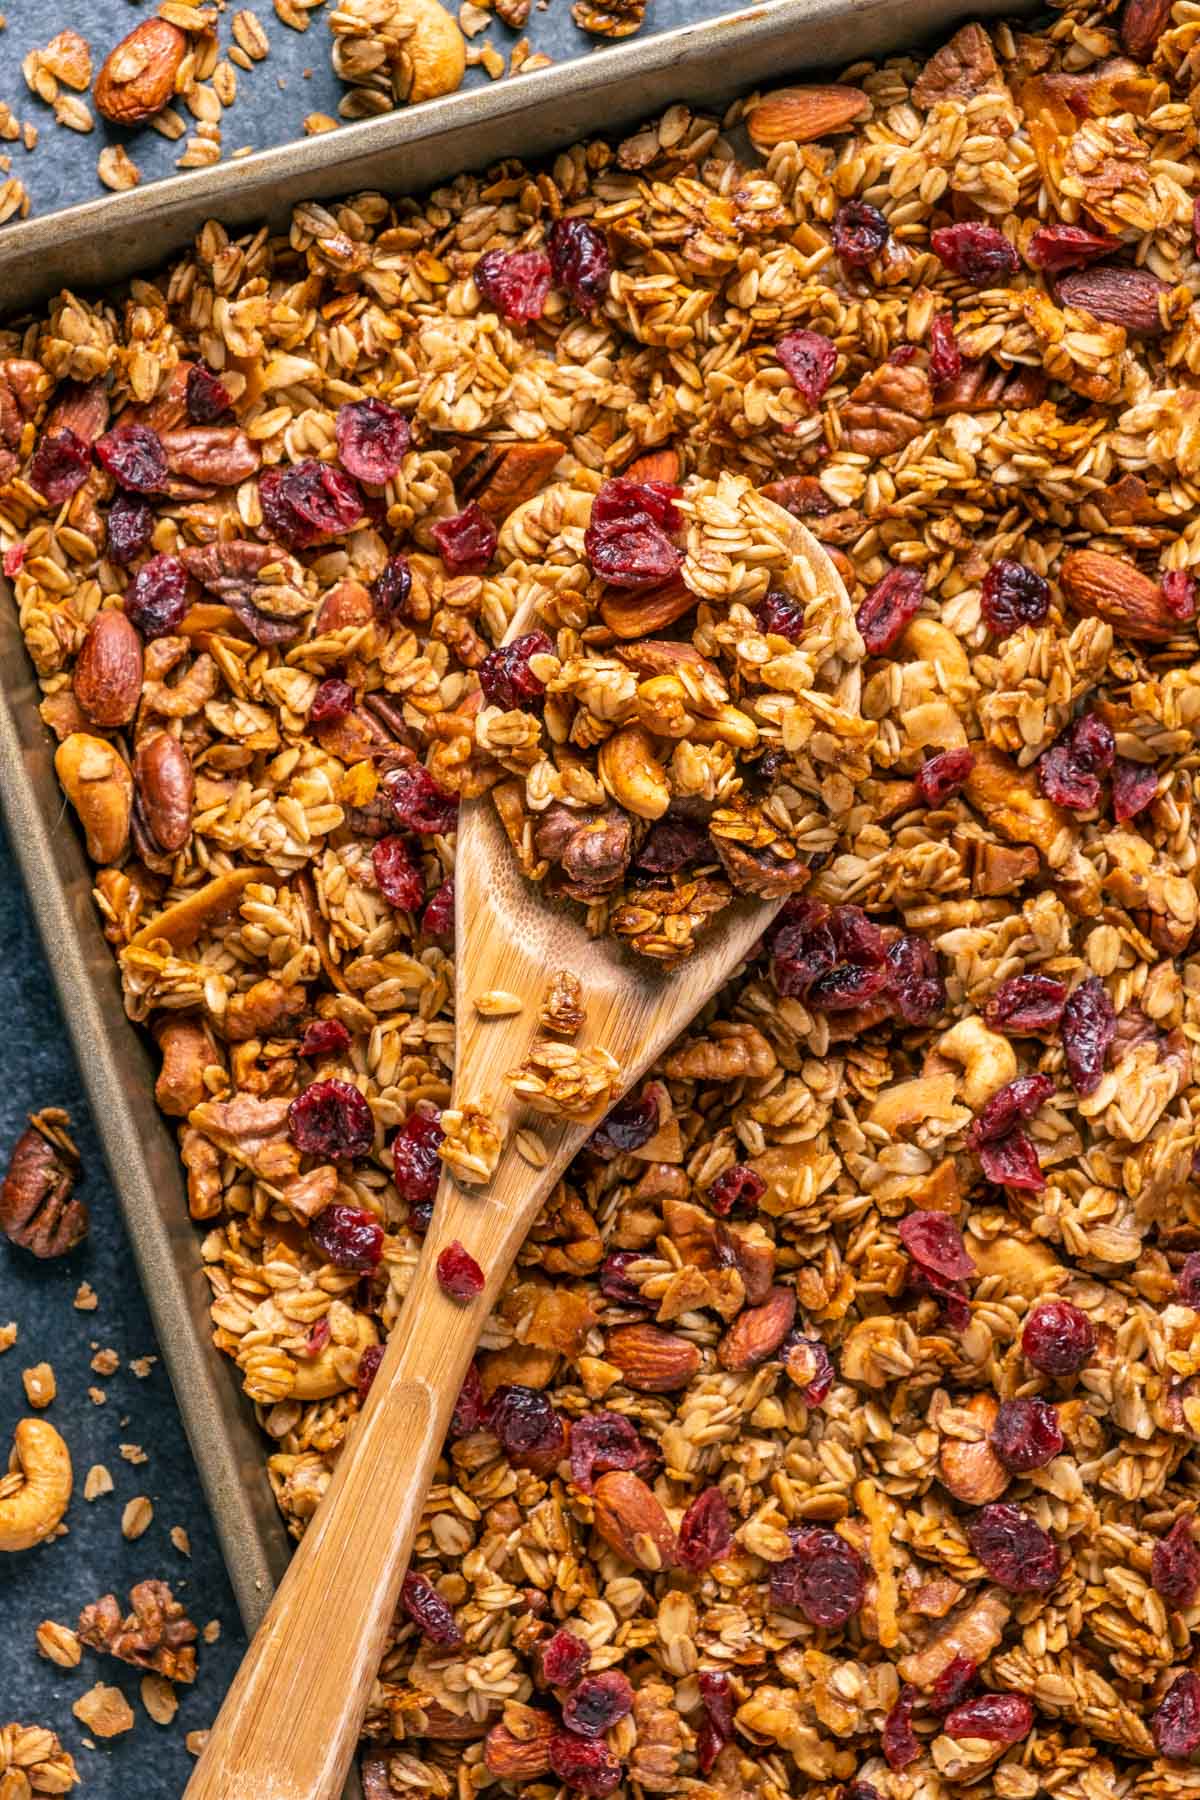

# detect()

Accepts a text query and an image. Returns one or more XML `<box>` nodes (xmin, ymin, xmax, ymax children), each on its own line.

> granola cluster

<box><xmin>5</xmin><ymin>0</ymin><xmax>1200</xmax><ymax>1793</ymax></box>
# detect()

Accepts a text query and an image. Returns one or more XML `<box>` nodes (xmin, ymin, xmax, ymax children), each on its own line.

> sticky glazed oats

<box><xmin>5</xmin><ymin>0</ymin><xmax>1200</xmax><ymax>1792</ymax></box>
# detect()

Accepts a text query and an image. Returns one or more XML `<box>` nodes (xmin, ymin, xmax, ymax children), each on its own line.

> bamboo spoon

<box><xmin>186</xmin><ymin>525</ymin><xmax>849</xmax><ymax>1800</ymax></box>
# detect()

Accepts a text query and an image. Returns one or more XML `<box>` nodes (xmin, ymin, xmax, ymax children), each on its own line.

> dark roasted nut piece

<box><xmin>1119</xmin><ymin>0</ymin><xmax>1173</xmax><ymax>60</ymax></box>
<box><xmin>73</xmin><ymin>611</ymin><xmax>143</xmax><ymax>728</ymax></box>
<box><xmin>1056</xmin><ymin>265</ymin><xmax>1172</xmax><ymax>334</ymax></box>
<box><xmin>454</xmin><ymin>439</ymin><xmax>564</xmax><ymax>518</ymax></box>
<box><xmin>78</xmin><ymin>1579</ymin><xmax>198</xmax><ymax>1682</ymax></box>
<box><xmin>159</xmin><ymin>427</ymin><xmax>261</xmax><ymax>488</ymax></box>
<box><xmin>1060</xmin><ymin>550</ymin><xmax>1181</xmax><ymax>641</ymax></box>
<box><xmin>841</xmin><ymin>361</ymin><xmax>933</xmax><ymax>456</ymax></box>
<box><xmin>133</xmin><ymin>732</ymin><xmax>194</xmax><ymax>855</ymax></box>
<box><xmin>0</xmin><ymin>1112</ymin><xmax>86</xmax><ymax>1258</ymax></box>
<box><xmin>94</xmin><ymin>18</ymin><xmax>187</xmax><ymax>123</ymax></box>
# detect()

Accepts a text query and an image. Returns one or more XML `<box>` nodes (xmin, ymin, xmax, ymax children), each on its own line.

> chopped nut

<box><xmin>22</xmin><ymin>1362</ymin><xmax>56</xmax><ymax>1409</ymax></box>
<box><xmin>79</xmin><ymin>1579</ymin><xmax>198</xmax><ymax>1682</ymax></box>
<box><xmin>540</xmin><ymin>969</ymin><xmax>585</xmax><ymax>1036</ymax></box>
<box><xmin>72</xmin><ymin>1683</ymin><xmax>135</xmax><ymax>1738</ymax></box>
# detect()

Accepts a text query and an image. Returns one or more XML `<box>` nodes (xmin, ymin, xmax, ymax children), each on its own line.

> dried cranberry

<box><xmin>422</xmin><ymin>878</ymin><xmax>455</xmax><ymax>938</ymax></box>
<box><xmin>299</xmin><ymin>1018</ymin><xmax>352</xmax><ymax>1059</ymax></box>
<box><xmin>856</xmin><ymin>567</ymin><xmax>924</xmax><ymax>655</ymax></box>
<box><xmin>356</xmin><ymin>1342</ymin><xmax>385</xmax><ymax>1403</ymax></box>
<box><xmin>1025</xmin><ymin>225</ymin><xmax>1117</xmax><ymax>272</ymax></box>
<box><xmin>807</xmin><ymin>959</ymin><xmax>891</xmax><ymax>1012</ymax></box>
<box><xmin>977</xmin><ymin>1129</ymin><xmax>1044</xmax><ymax>1192</ymax></box>
<box><xmin>967</xmin><ymin>1502</ymin><xmax>1060</xmax><ymax>1593</ymax></box>
<box><xmin>599</xmin><ymin>1252</ymin><xmax>649</xmax><ymax>1307</ymax></box>
<box><xmin>542</xmin><ymin>1627</ymin><xmax>591</xmax><ymax>1687</ymax></box>
<box><xmin>984</xmin><ymin>974</ymin><xmax>1067</xmax><ymax>1035</ymax></box>
<box><xmin>769</xmin><ymin>1525</ymin><xmax>867</xmax><ymax>1626</ymax></box>
<box><xmin>886</xmin><ymin>932</ymin><xmax>946</xmax><ymax>1025</ymax></box>
<box><xmin>391</xmin><ymin>1110</ymin><xmax>444</xmax><ymax>1211</ymax></box>
<box><xmin>289</xmin><ymin>1079</ymin><xmax>375</xmax><ymax>1161</ymax></box>
<box><xmin>259</xmin><ymin>460</ymin><xmax>365</xmax><ymax>549</ymax></box>
<box><xmin>980</xmin><ymin>559</ymin><xmax>1050</xmax><ymax>639</ymax></box>
<box><xmin>882</xmin><ymin>1687</ymin><xmax>920</xmax><ymax>1769</ymax></box>
<box><xmin>932</xmin><ymin>222</ymin><xmax>1019</xmax><ymax>286</ymax></box>
<box><xmin>400</xmin><ymin>1570</ymin><xmax>462</xmax><ymax>1648</ymax></box>
<box><xmin>842</xmin><ymin>1785</ymin><xmax>883</xmax><ymax>1800</ymax></box>
<box><xmin>548</xmin><ymin>1732</ymin><xmax>622</xmax><ymax>1796</ymax></box>
<box><xmin>696</xmin><ymin>1671</ymin><xmax>734</xmax><ymax>1774</ymax></box>
<box><xmin>678</xmin><ymin>1487</ymin><xmax>734</xmax><ymax>1571</ymax></box>
<box><xmin>372</xmin><ymin>835</ymin><xmax>425</xmax><ymax>912</ymax></box>
<box><xmin>777</xmin><ymin>330</ymin><xmax>837</xmax><ymax>405</ymax></box>
<box><xmin>311</xmin><ymin>677</ymin><xmax>355</xmax><ymax>723</ymax></box>
<box><xmin>929</xmin><ymin>1655</ymin><xmax>978</xmax><ymax>1716</ymax></box>
<box><xmin>1154</xmin><ymin>1670</ymin><xmax>1200</xmax><ymax>1759</ymax></box>
<box><xmin>336</xmin><ymin>398</ymin><xmax>411</xmax><ymax>485</ymax></box>
<box><xmin>783</xmin><ymin>1333</ymin><xmax>835</xmax><ymax>1406</ymax></box>
<box><xmin>475</xmin><ymin>248</ymin><xmax>553</xmax><ymax>323</ymax></box>
<box><xmin>1179</xmin><ymin>1254</ymin><xmax>1200</xmax><ymax>1307</ymax></box>
<box><xmin>769</xmin><ymin>900</ymin><xmax>866</xmax><ymax>1003</ymax></box>
<box><xmin>1162</xmin><ymin>569</ymin><xmax>1197</xmax><ymax>621</ymax></box>
<box><xmin>589</xmin><ymin>1090</ymin><xmax>659</xmax><ymax>1158</ymax></box>
<box><xmin>898</xmin><ymin>1210</ymin><xmax>975</xmax><ymax>1281</ymax></box>
<box><xmin>569</xmin><ymin>1410</ymin><xmax>654</xmax><ymax>1492</ymax></box>
<box><xmin>436</xmin><ymin>1240</ymin><xmax>485</xmax><ymax>1301</ymax></box>
<box><xmin>2</xmin><ymin>543</ymin><xmax>24</xmax><ymax>578</ymax></box>
<box><xmin>386</xmin><ymin>764</ymin><xmax>458</xmax><ymax>835</ymax></box>
<box><xmin>1153</xmin><ymin>1518</ymin><xmax>1200</xmax><ymax>1610</ymax></box>
<box><xmin>915</xmin><ymin>747</ymin><xmax>973</xmax><ymax>806</ymax></box>
<box><xmin>1112</xmin><ymin>757</ymin><xmax>1159</xmax><ymax>822</ymax></box>
<box><xmin>708</xmin><ymin>1165</ymin><xmax>765</xmax><ymax>1217</ymax></box>
<box><xmin>562</xmin><ymin>1671</ymin><xmax>633</xmax><ymax>1738</ymax></box>
<box><xmin>95</xmin><ymin>424</ymin><xmax>167</xmax><ymax>494</ymax></box>
<box><xmin>584</xmin><ymin>477</ymin><xmax>683</xmax><ymax>592</ymax></box>
<box><xmin>478</xmin><ymin>629</ymin><xmax>553</xmax><ymax>710</ymax></box>
<box><xmin>1022</xmin><ymin>1299</ymin><xmax>1095</xmax><ymax>1377</ymax></box>
<box><xmin>29</xmin><ymin>428</ymin><xmax>92</xmax><ymax>505</ymax></box>
<box><xmin>371</xmin><ymin>553</ymin><xmax>413</xmax><ymax>621</ymax></box>
<box><xmin>1038</xmin><ymin>714</ymin><xmax>1114</xmax><ymax>812</ymax></box>
<box><xmin>449</xmin><ymin>1361</ymin><xmax>489</xmax><ymax>1437</ymax></box>
<box><xmin>490</xmin><ymin>1383</ymin><xmax>568</xmax><ymax>1474</ymax></box>
<box><xmin>633</xmin><ymin>816</ymin><xmax>709</xmax><ymax>873</ymax></box>
<box><xmin>432</xmin><ymin>500</ymin><xmax>497</xmax><ymax>572</ymax></box>
<box><xmin>308</xmin><ymin>1203</ymin><xmax>384</xmax><ymax>1271</ymax></box>
<box><xmin>186</xmin><ymin>363</ymin><xmax>233</xmax><ymax>424</ymax></box>
<box><xmin>1061</xmin><ymin>976</ymin><xmax>1116</xmax><ymax>1097</ymax></box>
<box><xmin>106</xmin><ymin>491</ymin><xmax>155</xmax><ymax>565</ymax></box>
<box><xmin>547</xmin><ymin>219</ymin><xmax>611</xmax><ymax>313</ymax></box>
<box><xmin>970</xmin><ymin>1073</ymin><xmax>1055</xmax><ymax>1144</ymax></box>
<box><xmin>943</xmin><ymin>1694</ymin><xmax>1034</xmax><ymax>1744</ymax></box>
<box><xmin>124</xmin><ymin>553</ymin><xmax>189</xmax><ymax>639</ymax></box>
<box><xmin>928</xmin><ymin>312</ymin><xmax>962</xmax><ymax>388</ymax></box>
<box><xmin>890</xmin><ymin>342</ymin><xmax>919</xmax><ymax>364</ymax></box>
<box><xmin>832</xmin><ymin>201</ymin><xmax>890</xmax><ymax>268</ymax></box>
<box><xmin>755</xmin><ymin>588</ymin><xmax>806</xmax><ymax>642</ymax></box>
<box><xmin>989</xmin><ymin>1397</ymin><xmax>1063</xmax><ymax>1472</ymax></box>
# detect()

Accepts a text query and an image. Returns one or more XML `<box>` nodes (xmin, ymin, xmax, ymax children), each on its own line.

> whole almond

<box><xmin>624</xmin><ymin>447</ymin><xmax>680</xmax><ymax>484</ymax></box>
<box><xmin>1056</xmin><ymin>265</ymin><xmax>1170</xmax><ymax>335</ymax></box>
<box><xmin>94</xmin><ymin>19</ymin><xmax>187</xmax><ymax>126</ymax></box>
<box><xmin>159</xmin><ymin>427</ymin><xmax>261</xmax><ymax>488</ymax></box>
<box><xmin>134</xmin><ymin>732</ymin><xmax>194</xmax><ymax>854</ymax></box>
<box><xmin>600</xmin><ymin>577</ymin><xmax>696</xmax><ymax>640</ymax></box>
<box><xmin>592</xmin><ymin>1471</ymin><xmax>678</xmax><ymax>1571</ymax></box>
<box><xmin>938</xmin><ymin>1392</ymin><xmax>1009</xmax><ymax>1506</ymax></box>
<box><xmin>718</xmin><ymin>1285</ymin><xmax>797</xmax><ymax>1371</ymax></box>
<box><xmin>73</xmin><ymin>611</ymin><xmax>143</xmax><ymax>728</ymax></box>
<box><xmin>607</xmin><ymin>1323</ymin><xmax>700</xmax><ymax>1392</ymax></box>
<box><xmin>1060</xmin><ymin>549</ymin><xmax>1179</xmax><ymax>641</ymax></box>
<box><xmin>1119</xmin><ymin>0</ymin><xmax>1172</xmax><ymax>61</ymax></box>
<box><xmin>747</xmin><ymin>84</ymin><xmax>871</xmax><ymax>149</ymax></box>
<box><xmin>484</xmin><ymin>1716</ymin><xmax>555</xmax><ymax>1780</ymax></box>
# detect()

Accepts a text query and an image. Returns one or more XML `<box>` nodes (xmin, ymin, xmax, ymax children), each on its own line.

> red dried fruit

<box><xmin>95</xmin><ymin>423</ymin><xmax>168</xmax><ymax>494</ymax></box>
<box><xmin>678</xmin><ymin>1487</ymin><xmax>734</xmax><ymax>1572</ymax></box>
<box><xmin>1061</xmin><ymin>976</ymin><xmax>1116</xmax><ymax>1097</ymax></box>
<box><xmin>598</xmin><ymin>1251</ymin><xmax>649</xmax><ymax>1308</ymax></box>
<box><xmin>1161</xmin><ymin>569</ymin><xmax>1197</xmax><ymax>621</ymax></box>
<box><xmin>1025</xmin><ymin>224</ymin><xmax>1117</xmax><ymax>272</ymax></box>
<box><xmin>569</xmin><ymin>1410</ymin><xmax>655</xmax><ymax>1492</ymax></box>
<box><xmin>970</xmin><ymin>1073</ymin><xmax>1055</xmax><ymax>1144</ymax></box>
<box><xmin>931</xmin><ymin>222</ymin><xmax>1019</xmax><ymax>286</ymax></box>
<box><xmin>335</xmin><ymin>398</ymin><xmax>411</xmax><ymax>485</ymax></box>
<box><xmin>1112</xmin><ymin>757</ymin><xmax>1159</xmax><ymax>822</ymax></box>
<box><xmin>696</xmin><ymin>1671</ymin><xmax>733</xmax><ymax>1774</ymax></box>
<box><xmin>967</xmin><ymin>1502</ymin><xmax>1060</xmax><ymax>1593</ymax></box>
<box><xmin>475</xmin><ymin>248</ymin><xmax>553</xmax><ymax>323</ymax></box>
<box><xmin>842</xmin><ymin>1784</ymin><xmax>883</xmax><ymax>1800</ymax></box>
<box><xmin>783</xmin><ymin>1333</ymin><xmax>835</xmax><ymax>1406</ymax></box>
<box><xmin>1022</xmin><ymin>1299</ymin><xmax>1095</xmax><ymax>1376</ymax></box>
<box><xmin>943</xmin><ymin>1694</ymin><xmax>1034</xmax><ymax>1744</ymax></box>
<box><xmin>832</xmin><ymin>200</ymin><xmax>890</xmax><ymax>268</ymax></box>
<box><xmin>124</xmin><ymin>553</ymin><xmax>189</xmax><ymax>639</ymax></box>
<box><xmin>400</xmin><ymin>1570</ymin><xmax>463</xmax><ymax>1648</ymax></box>
<box><xmin>547</xmin><ymin>1731</ymin><xmax>622</xmax><ymax>1796</ymax></box>
<box><xmin>984</xmin><ymin>974</ymin><xmax>1067</xmax><ymax>1035</ymax></box>
<box><xmin>371</xmin><ymin>553</ymin><xmax>413</xmax><ymax>621</ymax></box>
<box><xmin>928</xmin><ymin>312</ymin><xmax>962</xmax><ymax>388</ymax></box>
<box><xmin>432</xmin><ymin>500</ymin><xmax>497</xmax><ymax>572</ymax></box>
<box><xmin>547</xmin><ymin>219</ymin><xmax>612</xmax><ymax>313</ymax></box>
<box><xmin>310</xmin><ymin>677</ymin><xmax>355</xmax><ymax>723</ymax></box>
<box><xmin>2</xmin><ymin>543</ymin><xmax>24</xmax><ymax>578</ymax></box>
<box><xmin>708</xmin><ymin>1165</ymin><xmax>765</xmax><ymax>1217</ymax></box>
<box><xmin>289</xmin><ymin>1080</ymin><xmax>375</xmax><ymax>1162</ymax></box>
<box><xmin>106</xmin><ymin>491</ymin><xmax>155</xmax><ymax>565</ymax></box>
<box><xmin>390</xmin><ymin>1110</ymin><xmax>444</xmax><ymax>1212</ymax></box>
<box><xmin>436</xmin><ymin>1240</ymin><xmax>485</xmax><ymax>1301</ymax></box>
<box><xmin>856</xmin><ymin>566</ymin><xmax>925</xmax><ymax>655</ymax></box>
<box><xmin>898</xmin><ymin>1210</ymin><xmax>975</xmax><ymax>1281</ymax></box>
<box><xmin>882</xmin><ymin>1686</ymin><xmax>920</xmax><ymax>1769</ymax></box>
<box><xmin>886</xmin><ymin>932</ymin><xmax>946</xmax><ymax>1025</ymax></box>
<box><xmin>990</xmin><ymin>1397</ymin><xmax>1063</xmax><ymax>1472</ymax></box>
<box><xmin>490</xmin><ymin>1383</ymin><xmax>568</xmax><ymax>1474</ymax></box>
<box><xmin>541</xmin><ymin>1628</ymin><xmax>591</xmax><ymax>1687</ymax></box>
<box><xmin>308</xmin><ymin>1202</ymin><xmax>384</xmax><ymax>1271</ymax></box>
<box><xmin>769</xmin><ymin>900</ymin><xmax>871</xmax><ymax>1004</ymax></box>
<box><xmin>421</xmin><ymin>878</ymin><xmax>455</xmax><ymax>939</ymax></box>
<box><xmin>478</xmin><ymin>629</ymin><xmax>554</xmax><ymax>711</ymax></box>
<box><xmin>929</xmin><ymin>1655</ymin><xmax>978</xmax><ymax>1716</ymax></box>
<box><xmin>977</xmin><ymin>1128</ymin><xmax>1044</xmax><ymax>1192</ymax></box>
<box><xmin>777</xmin><ymin>329</ymin><xmax>837</xmax><ymax>405</ymax></box>
<box><xmin>584</xmin><ymin>478</ymin><xmax>684</xmax><ymax>592</ymax></box>
<box><xmin>356</xmin><ymin>1342</ymin><xmax>385</xmax><ymax>1403</ymax></box>
<box><xmin>186</xmin><ymin>363</ymin><xmax>233</xmax><ymax>424</ymax></box>
<box><xmin>29</xmin><ymin>428</ymin><xmax>91</xmax><ymax>505</ymax></box>
<box><xmin>769</xmin><ymin>1525</ymin><xmax>868</xmax><ymax>1625</ymax></box>
<box><xmin>1038</xmin><ymin>714</ymin><xmax>1114</xmax><ymax>812</ymax></box>
<box><xmin>980</xmin><ymin>559</ymin><xmax>1050</xmax><ymax>639</ymax></box>
<box><xmin>589</xmin><ymin>1090</ymin><xmax>659</xmax><ymax>1159</ymax></box>
<box><xmin>755</xmin><ymin>588</ymin><xmax>806</xmax><ymax>642</ymax></box>
<box><xmin>562</xmin><ymin>1671</ymin><xmax>634</xmax><ymax>1738</ymax></box>
<box><xmin>386</xmin><ymin>764</ymin><xmax>458</xmax><ymax>835</ymax></box>
<box><xmin>914</xmin><ymin>746</ymin><xmax>974</xmax><ymax>806</ymax></box>
<box><xmin>1178</xmin><ymin>1254</ymin><xmax>1200</xmax><ymax>1307</ymax></box>
<box><xmin>299</xmin><ymin>1018</ymin><xmax>352</xmax><ymax>1059</ymax></box>
<box><xmin>1152</xmin><ymin>1518</ymin><xmax>1200</xmax><ymax>1610</ymax></box>
<box><xmin>449</xmin><ymin>1361</ymin><xmax>489</xmax><ymax>1437</ymax></box>
<box><xmin>633</xmin><ymin>817</ymin><xmax>709</xmax><ymax>873</ymax></box>
<box><xmin>1154</xmin><ymin>1670</ymin><xmax>1200</xmax><ymax>1759</ymax></box>
<box><xmin>372</xmin><ymin>835</ymin><xmax>425</xmax><ymax>912</ymax></box>
<box><xmin>259</xmin><ymin>460</ymin><xmax>365</xmax><ymax>549</ymax></box>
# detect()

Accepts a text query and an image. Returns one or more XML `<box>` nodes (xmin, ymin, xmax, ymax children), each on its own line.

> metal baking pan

<box><xmin>0</xmin><ymin>0</ymin><xmax>1017</xmax><ymax>1740</ymax></box>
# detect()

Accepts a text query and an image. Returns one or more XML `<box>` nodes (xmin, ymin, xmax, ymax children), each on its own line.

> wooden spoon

<box><xmin>186</xmin><ymin>527</ymin><xmax>848</xmax><ymax>1800</ymax></box>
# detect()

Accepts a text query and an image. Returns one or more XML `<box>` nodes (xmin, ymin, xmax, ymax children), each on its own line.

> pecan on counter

<box><xmin>0</xmin><ymin>1110</ymin><xmax>86</xmax><ymax>1258</ymax></box>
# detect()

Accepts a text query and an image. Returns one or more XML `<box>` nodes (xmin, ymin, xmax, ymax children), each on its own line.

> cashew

<box><xmin>689</xmin><ymin>704</ymin><xmax>759</xmax><ymax>752</ymax></box>
<box><xmin>54</xmin><ymin>733</ymin><xmax>132</xmax><ymax>865</ymax></box>
<box><xmin>634</xmin><ymin>674</ymin><xmax>695</xmax><ymax>740</ymax></box>
<box><xmin>936</xmin><ymin>1016</ymin><xmax>1017</xmax><ymax>1110</ymax></box>
<box><xmin>598</xmin><ymin>723</ymin><xmax>671</xmax><ymax>820</ymax></box>
<box><xmin>392</xmin><ymin>0</ymin><xmax>466</xmax><ymax>103</ymax></box>
<box><xmin>901</xmin><ymin>618</ymin><xmax>974</xmax><ymax>700</ymax></box>
<box><xmin>291</xmin><ymin>1312</ymin><xmax>379</xmax><ymax>1401</ymax></box>
<box><xmin>867</xmin><ymin>1072</ymin><xmax>959</xmax><ymax>1134</ymax></box>
<box><xmin>0</xmin><ymin>1417</ymin><xmax>72</xmax><ymax>1551</ymax></box>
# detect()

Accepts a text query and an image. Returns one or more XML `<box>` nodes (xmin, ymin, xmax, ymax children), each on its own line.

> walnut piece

<box><xmin>78</xmin><ymin>1578</ymin><xmax>198</xmax><ymax>1683</ymax></box>
<box><xmin>508</xmin><ymin>1042</ymin><xmax>620</xmax><ymax>1119</ymax></box>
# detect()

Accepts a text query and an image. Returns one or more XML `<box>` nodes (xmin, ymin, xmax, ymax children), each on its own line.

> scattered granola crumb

<box><xmin>72</xmin><ymin>1683</ymin><xmax>135</xmax><ymax>1739</ymax></box>
<box><xmin>96</xmin><ymin>145</ymin><xmax>141</xmax><ymax>192</ymax></box>
<box><xmin>35</xmin><ymin>1620</ymin><xmax>82</xmax><ymax>1667</ymax></box>
<box><xmin>121</xmin><ymin>1496</ymin><xmax>153</xmax><ymax>1540</ymax></box>
<box><xmin>202</xmin><ymin>1619</ymin><xmax>220</xmax><ymax>1644</ymax></box>
<box><xmin>170</xmin><ymin>1524</ymin><xmax>191</xmax><ymax>1556</ymax></box>
<box><xmin>73</xmin><ymin>1283</ymin><xmax>98</xmax><ymax>1311</ymax></box>
<box><xmin>129</xmin><ymin>1356</ymin><xmax>157</xmax><ymax>1378</ymax></box>
<box><xmin>91</xmin><ymin>1348</ymin><xmax>120</xmax><ymax>1376</ymax></box>
<box><xmin>509</xmin><ymin>1041</ymin><xmax>620</xmax><ymax>1118</ymax></box>
<box><xmin>540</xmin><ymin>969</ymin><xmax>585</xmax><ymax>1036</ymax></box>
<box><xmin>120</xmin><ymin>1444</ymin><xmax>148</xmax><ymax>1465</ymax></box>
<box><xmin>140</xmin><ymin>1672</ymin><xmax>178</xmax><ymax>1725</ymax></box>
<box><xmin>0</xmin><ymin>1322</ymin><xmax>16</xmax><ymax>1352</ymax></box>
<box><xmin>185</xmin><ymin>1729</ymin><xmax>210</xmax><ymax>1756</ymax></box>
<box><xmin>438</xmin><ymin>1099</ymin><xmax>504</xmax><ymax>1186</ymax></box>
<box><xmin>83</xmin><ymin>1464</ymin><xmax>113</xmax><ymax>1502</ymax></box>
<box><xmin>459</xmin><ymin>1</ymin><xmax>491</xmax><ymax>34</ymax></box>
<box><xmin>474</xmin><ymin>989</ymin><xmax>523</xmax><ymax>1017</ymax></box>
<box><xmin>79</xmin><ymin>1580</ymin><xmax>198</xmax><ymax>1682</ymax></box>
<box><xmin>231</xmin><ymin>8</ymin><xmax>270</xmax><ymax>59</ymax></box>
<box><xmin>303</xmin><ymin>111</ymin><xmax>338</xmax><ymax>132</ymax></box>
<box><xmin>22</xmin><ymin>1362</ymin><xmax>56</xmax><ymax>1409</ymax></box>
<box><xmin>87</xmin><ymin>1386</ymin><xmax>107</xmax><ymax>1406</ymax></box>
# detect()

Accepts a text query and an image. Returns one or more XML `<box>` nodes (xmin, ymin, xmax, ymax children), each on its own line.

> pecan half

<box><xmin>841</xmin><ymin>361</ymin><xmax>933</xmax><ymax>457</ymax></box>
<box><xmin>0</xmin><ymin>1113</ymin><xmax>86</xmax><ymax>1258</ymax></box>
<box><xmin>159</xmin><ymin>427</ymin><xmax>261</xmax><ymax>488</ymax></box>
<box><xmin>911</xmin><ymin>22</ymin><xmax>1000</xmax><ymax>105</ymax></box>
<box><xmin>453</xmin><ymin>439</ymin><xmax>564</xmax><ymax>520</ymax></box>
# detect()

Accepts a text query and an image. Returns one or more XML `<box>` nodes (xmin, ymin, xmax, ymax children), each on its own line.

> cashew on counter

<box><xmin>0</xmin><ymin>1417</ymin><xmax>72</xmax><ymax>1552</ymax></box>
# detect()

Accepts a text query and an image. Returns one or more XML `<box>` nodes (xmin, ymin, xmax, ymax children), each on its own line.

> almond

<box><xmin>484</xmin><ymin>1714</ymin><xmax>556</xmax><ymax>1780</ymax></box>
<box><xmin>938</xmin><ymin>1393</ymin><xmax>1009</xmax><ymax>1506</ymax></box>
<box><xmin>747</xmin><ymin>84</ymin><xmax>871</xmax><ymax>150</ymax></box>
<box><xmin>718</xmin><ymin>1284</ymin><xmax>797</xmax><ymax>1370</ymax></box>
<box><xmin>624</xmin><ymin>447</ymin><xmax>680</xmax><ymax>484</ymax></box>
<box><xmin>455</xmin><ymin>438</ymin><xmax>564</xmax><ymax>520</ymax></box>
<box><xmin>600</xmin><ymin>576</ymin><xmax>696</xmax><ymax>640</ymax></box>
<box><xmin>1119</xmin><ymin>0</ymin><xmax>1172</xmax><ymax>61</ymax></box>
<box><xmin>94</xmin><ymin>19</ymin><xmax>187</xmax><ymax>125</ymax></box>
<box><xmin>1059</xmin><ymin>549</ymin><xmax>1179</xmax><ymax>641</ymax></box>
<box><xmin>73</xmin><ymin>611</ymin><xmax>143</xmax><ymax>728</ymax></box>
<box><xmin>592</xmin><ymin>1470</ymin><xmax>677</xmax><ymax>1570</ymax></box>
<box><xmin>133</xmin><ymin>732</ymin><xmax>194</xmax><ymax>855</ymax></box>
<box><xmin>607</xmin><ymin>1323</ymin><xmax>699</xmax><ymax>1392</ymax></box>
<box><xmin>1056</xmin><ymin>265</ymin><xmax>1171</xmax><ymax>335</ymax></box>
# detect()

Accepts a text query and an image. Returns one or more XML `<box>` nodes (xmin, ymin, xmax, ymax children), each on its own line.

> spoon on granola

<box><xmin>185</xmin><ymin>513</ymin><xmax>853</xmax><ymax>1800</ymax></box>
